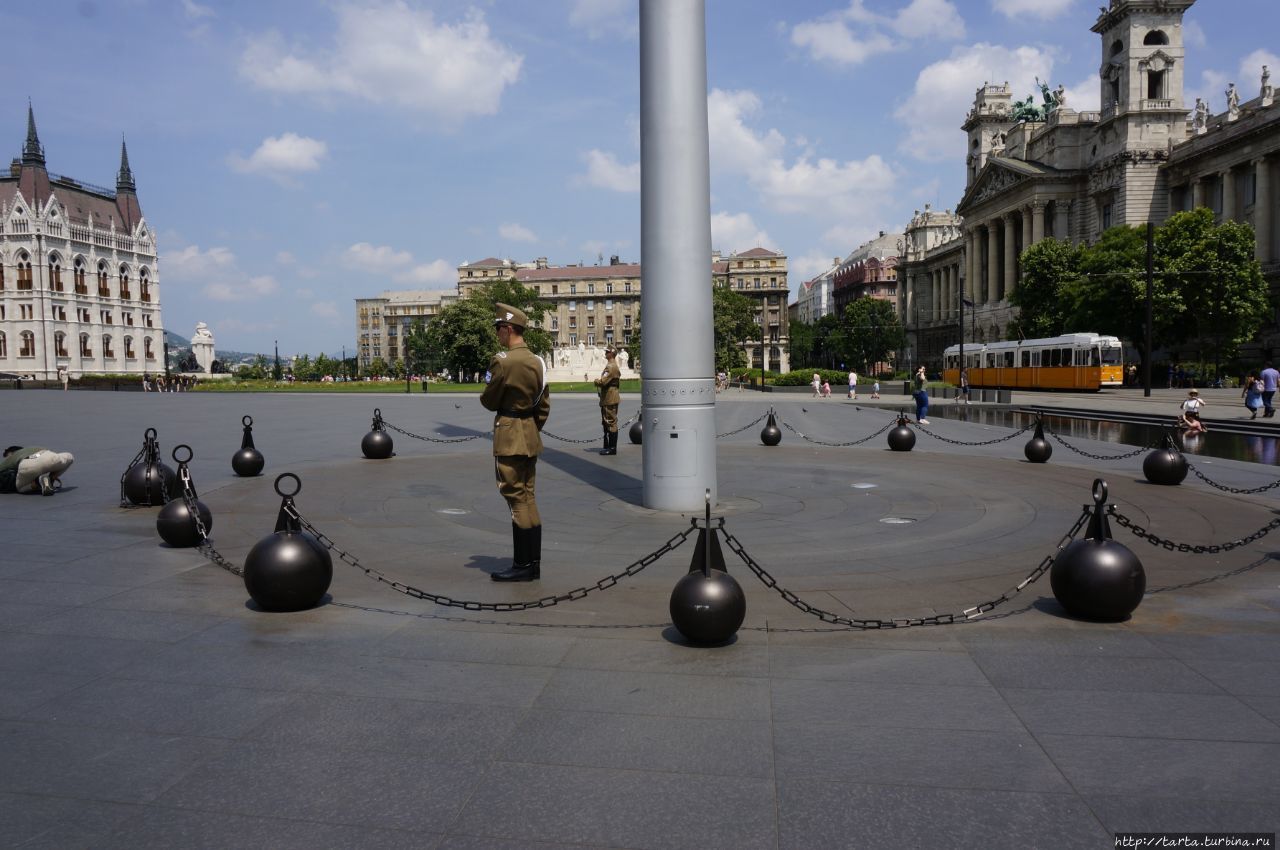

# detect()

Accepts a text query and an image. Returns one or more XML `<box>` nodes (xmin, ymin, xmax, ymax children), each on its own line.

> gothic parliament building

<box><xmin>0</xmin><ymin>106</ymin><xmax>163</xmax><ymax>379</ymax></box>
<box><xmin>903</xmin><ymin>0</ymin><xmax>1279</xmax><ymax>366</ymax></box>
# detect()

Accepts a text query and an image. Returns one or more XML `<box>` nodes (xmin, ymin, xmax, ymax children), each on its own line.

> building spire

<box><xmin>22</xmin><ymin>100</ymin><xmax>45</xmax><ymax>166</ymax></box>
<box><xmin>117</xmin><ymin>136</ymin><xmax>136</xmax><ymax>193</ymax></box>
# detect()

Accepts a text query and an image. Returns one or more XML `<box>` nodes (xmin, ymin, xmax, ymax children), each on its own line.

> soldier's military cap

<box><xmin>493</xmin><ymin>303</ymin><xmax>528</xmax><ymax>330</ymax></box>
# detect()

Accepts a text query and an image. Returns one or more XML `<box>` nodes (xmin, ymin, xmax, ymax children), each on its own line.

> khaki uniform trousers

<box><xmin>600</xmin><ymin>404</ymin><xmax>619</xmax><ymax>433</ymax></box>
<box><xmin>495</xmin><ymin>456</ymin><xmax>540</xmax><ymax>529</ymax></box>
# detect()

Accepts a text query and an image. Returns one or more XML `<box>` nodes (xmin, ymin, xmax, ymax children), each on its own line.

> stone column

<box><xmin>932</xmin><ymin>270</ymin><xmax>941</xmax><ymax>321</ymax></box>
<box><xmin>964</xmin><ymin>231</ymin><xmax>975</xmax><ymax>304</ymax></box>
<box><xmin>1021</xmin><ymin>207</ymin><xmax>1033</xmax><ymax>255</ymax></box>
<box><xmin>1003</xmin><ymin>214</ymin><xmax>1017</xmax><ymax>301</ymax></box>
<box><xmin>986</xmin><ymin>222</ymin><xmax>1000</xmax><ymax>304</ymax></box>
<box><xmin>1221</xmin><ymin>168</ymin><xmax>1235</xmax><ymax>222</ymax></box>
<box><xmin>1256</xmin><ymin>157</ymin><xmax>1272</xmax><ymax>262</ymax></box>
<box><xmin>1031</xmin><ymin>201</ymin><xmax>1046</xmax><ymax>243</ymax></box>
<box><xmin>1192</xmin><ymin>177</ymin><xmax>1205</xmax><ymax>209</ymax></box>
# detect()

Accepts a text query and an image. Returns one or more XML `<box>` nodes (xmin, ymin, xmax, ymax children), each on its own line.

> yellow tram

<box><xmin>942</xmin><ymin>333</ymin><xmax>1125</xmax><ymax>392</ymax></box>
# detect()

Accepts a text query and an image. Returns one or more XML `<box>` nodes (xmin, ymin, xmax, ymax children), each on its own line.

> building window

<box><xmin>20</xmin><ymin>305</ymin><xmax>34</xmax><ymax>320</ymax></box>
<box><xmin>119</xmin><ymin>265</ymin><xmax>131</xmax><ymax>300</ymax></box>
<box><xmin>570</xmin><ymin>284</ymin><xmax>577</xmax><ymax>294</ymax></box>
<box><xmin>140</xmin><ymin>270</ymin><xmax>151</xmax><ymax>302</ymax></box>
<box><xmin>624</xmin><ymin>282</ymin><xmax>632</xmax><ymax>293</ymax></box>
<box><xmin>54</xmin><ymin>332</ymin><xmax>68</xmax><ymax>357</ymax></box>
<box><xmin>569</xmin><ymin>334</ymin><xmax>577</xmax><ymax>346</ymax></box>
<box><xmin>624</xmin><ymin>315</ymin><xmax>632</xmax><ymax>329</ymax></box>
<box><xmin>98</xmin><ymin>262</ymin><xmax>110</xmax><ymax>297</ymax></box>
<box><xmin>587</xmin><ymin>283</ymin><xmax>595</xmax><ymax>294</ymax></box>
<box><xmin>17</xmin><ymin>254</ymin><xmax>33</xmax><ymax>290</ymax></box>
<box><xmin>1147</xmin><ymin>70</ymin><xmax>1165</xmax><ymax>100</ymax></box>
<box><xmin>80</xmin><ymin>333</ymin><xmax>91</xmax><ymax>357</ymax></box>
<box><xmin>49</xmin><ymin>254</ymin><xmax>63</xmax><ymax>292</ymax></box>
<box><xmin>569</xmin><ymin>317</ymin><xmax>577</xmax><ymax>329</ymax></box>
<box><xmin>606</xmin><ymin>283</ymin><xmax>613</xmax><ymax>293</ymax></box>
<box><xmin>754</xmin><ymin>278</ymin><xmax>761</xmax><ymax>289</ymax></box>
<box><xmin>0</xmin><ymin>332</ymin><xmax>5</xmax><ymax>358</ymax></box>
<box><xmin>145</xmin><ymin>337</ymin><xmax>155</xmax><ymax>360</ymax></box>
<box><xmin>587</xmin><ymin>316</ymin><xmax>595</xmax><ymax>328</ymax></box>
<box><xmin>74</xmin><ymin>258</ymin><xmax>87</xmax><ymax>294</ymax></box>
<box><xmin>101</xmin><ymin>310</ymin><xmax>113</xmax><ymax>325</ymax></box>
<box><xmin>568</xmin><ymin>300</ymin><xmax>576</xmax><ymax>311</ymax></box>
<box><xmin>19</xmin><ymin>331</ymin><xmax>35</xmax><ymax>358</ymax></box>
<box><xmin>551</xmin><ymin>284</ymin><xmax>558</xmax><ymax>294</ymax></box>
<box><xmin>587</xmin><ymin>333</ymin><xmax>595</xmax><ymax>346</ymax></box>
<box><xmin>1101</xmin><ymin>203</ymin><xmax>1113</xmax><ymax>230</ymax></box>
<box><xmin>604</xmin><ymin>299</ymin><xmax>613</xmax><ymax>310</ymax></box>
<box><xmin>124</xmin><ymin>336</ymin><xmax>136</xmax><ymax>359</ymax></box>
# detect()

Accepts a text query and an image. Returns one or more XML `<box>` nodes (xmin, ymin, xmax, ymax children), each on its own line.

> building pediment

<box><xmin>1139</xmin><ymin>49</ymin><xmax>1176</xmax><ymax>71</ymax></box>
<box><xmin>957</xmin><ymin>160</ymin><xmax>1032</xmax><ymax>212</ymax></box>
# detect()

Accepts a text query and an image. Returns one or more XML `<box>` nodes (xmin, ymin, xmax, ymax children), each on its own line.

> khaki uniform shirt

<box><xmin>595</xmin><ymin>361</ymin><xmax>621</xmax><ymax>407</ymax></box>
<box><xmin>481</xmin><ymin>341</ymin><xmax>550</xmax><ymax>457</ymax></box>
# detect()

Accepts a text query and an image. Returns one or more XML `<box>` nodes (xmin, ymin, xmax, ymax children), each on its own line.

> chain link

<box><xmin>117</xmin><ymin>436</ymin><xmax>170</xmax><ymax>508</ymax></box>
<box><xmin>541</xmin><ymin>429</ymin><xmax>599</xmax><ymax>444</ymax></box>
<box><xmin>719</xmin><ymin>508</ymin><xmax>1090</xmax><ymax>629</ymax></box>
<box><xmin>1186</xmin><ymin>461</ymin><xmax>1280</xmax><ymax>495</ymax></box>
<box><xmin>717</xmin><ymin>412</ymin><xmax>769</xmax><ymax>439</ymax></box>
<box><xmin>1108</xmin><ymin>506</ymin><xmax>1280</xmax><ymax>554</ymax></box>
<box><xmin>382</xmin><ymin>419</ymin><xmax>490</xmax><ymax>443</ymax></box>
<box><xmin>916</xmin><ymin>420</ymin><xmax>1034</xmax><ymax>446</ymax></box>
<box><xmin>288</xmin><ymin>504</ymin><xmax>696</xmax><ymax>611</ymax></box>
<box><xmin>1044</xmin><ymin>424</ymin><xmax>1157</xmax><ymax>460</ymax></box>
<box><xmin>780</xmin><ymin>417</ymin><xmax>897</xmax><ymax>447</ymax></box>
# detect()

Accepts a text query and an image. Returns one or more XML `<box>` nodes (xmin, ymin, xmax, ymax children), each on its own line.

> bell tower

<box><xmin>1087</xmin><ymin>0</ymin><xmax>1195</xmax><ymax>231</ymax></box>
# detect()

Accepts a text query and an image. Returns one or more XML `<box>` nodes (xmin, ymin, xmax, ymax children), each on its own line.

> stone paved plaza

<box><xmin>1</xmin><ymin>389</ymin><xmax>1277</xmax><ymax>848</ymax></box>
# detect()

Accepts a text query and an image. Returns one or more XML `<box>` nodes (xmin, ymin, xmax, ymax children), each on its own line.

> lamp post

<box><xmin>342</xmin><ymin>345</ymin><xmax>346</xmax><ymax>382</ymax></box>
<box><xmin>273</xmin><ymin>340</ymin><xmax>280</xmax><ymax>382</ymax></box>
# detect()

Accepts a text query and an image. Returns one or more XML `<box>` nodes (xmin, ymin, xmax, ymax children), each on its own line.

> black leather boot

<box><xmin>602</xmin><ymin>430</ymin><xmax>617</xmax><ymax>455</ymax></box>
<box><xmin>492</xmin><ymin>524</ymin><xmax>538</xmax><ymax>582</ymax></box>
<box><xmin>599</xmin><ymin>428</ymin><xmax>611</xmax><ymax>455</ymax></box>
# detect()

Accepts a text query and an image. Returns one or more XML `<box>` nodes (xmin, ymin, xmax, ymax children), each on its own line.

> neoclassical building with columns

<box><xmin>0</xmin><ymin>106</ymin><xmax>163</xmax><ymax>379</ymax></box>
<box><xmin>903</xmin><ymin>0</ymin><xmax>1279</xmax><ymax>367</ymax></box>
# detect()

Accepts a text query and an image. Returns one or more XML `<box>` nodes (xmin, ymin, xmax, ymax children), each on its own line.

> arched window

<box><xmin>0</xmin><ymin>331</ymin><xmax>6</xmax><ymax>358</ymax></box>
<box><xmin>124</xmin><ymin>335</ymin><xmax>135</xmax><ymax>359</ymax></box>
<box><xmin>17</xmin><ymin>252</ymin><xmax>33</xmax><ymax>290</ymax></box>
<box><xmin>49</xmin><ymin>253</ymin><xmax>63</xmax><ymax>292</ymax></box>
<box><xmin>139</xmin><ymin>267</ymin><xmax>151</xmax><ymax>302</ymax></box>
<box><xmin>19</xmin><ymin>331</ymin><xmax>36</xmax><ymax>357</ymax></box>
<box><xmin>80</xmin><ymin>333</ymin><xmax>92</xmax><ymax>357</ymax></box>
<box><xmin>119</xmin><ymin>264</ymin><xmax>131</xmax><ymax>300</ymax></box>
<box><xmin>98</xmin><ymin>261</ymin><xmax>110</xmax><ymax>297</ymax></box>
<box><xmin>144</xmin><ymin>337</ymin><xmax>155</xmax><ymax>360</ymax></box>
<box><xmin>102</xmin><ymin>334</ymin><xmax>114</xmax><ymax>358</ymax></box>
<box><xmin>73</xmin><ymin>257</ymin><xmax>87</xmax><ymax>294</ymax></box>
<box><xmin>54</xmin><ymin>331</ymin><xmax>68</xmax><ymax>357</ymax></box>
<box><xmin>1143</xmin><ymin>30</ymin><xmax>1168</xmax><ymax>45</ymax></box>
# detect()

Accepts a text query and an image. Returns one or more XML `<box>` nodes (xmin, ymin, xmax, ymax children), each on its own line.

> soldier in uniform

<box><xmin>480</xmin><ymin>303</ymin><xmax>551</xmax><ymax>582</ymax></box>
<box><xmin>594</xmin><ymin>346</ymin><xmax>621</xmax><ymax>455</ymax></box>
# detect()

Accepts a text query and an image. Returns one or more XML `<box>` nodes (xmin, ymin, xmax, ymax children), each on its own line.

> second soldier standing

<box><xmin>480</xmin><ymin>303</ymin><xmax>551</xmax><ymax>582</ymax></box>
<box><xmin>595</xmin><ymin>347</ymin><xmax>621</xmax><ymax>455</ymax></box>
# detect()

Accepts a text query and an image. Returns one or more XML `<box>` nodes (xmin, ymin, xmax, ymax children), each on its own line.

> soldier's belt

<box><xmin>498</xmin><ymin>408</ymin><xmax>536</xmax><ymax>419</ymax></box>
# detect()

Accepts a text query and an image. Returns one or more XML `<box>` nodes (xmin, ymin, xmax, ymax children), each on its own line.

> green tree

<box><xmin>403</xmin><ymin>319</ymin><xmax>431</xmax><ymax>375</ymax></box>
<box><xmin>787</xmin><ymin>319</ymin><xmax>816</xmax><ymax>369</ymax></box>
<box><xmin>423</xmin><ymin>278</ymin><xmax>554</xmax><ymax>378</ymax></box>
<box><xmin>839</xmin><ymin>297</ymin><xmax>906</xmax><ymax>374</ymax></box>
<box><xmin>810</xmin><ymin>313</ymin><xmax>842</xmax><ymax>369</ymax></box>
<box><xmin>291</xmin><ymin>354</ymin><xmax>317</xmax><ymax>381</ymax></box>
<box><xmin>482</xmin><ymin>278</ymin><xmax>554</xmax><ymax>355</ymax></box>
<box><xmin>712</xmin><ymin>283</ymin><xmax>760</xmax><ymax>372</ymax></box>
<box><xmin>1157</xmin><ymin>208</ymin><xmax>1269</xmax><ymax>366</ymax></box>
<box><xmin>1008</xmin><ymin>237</ymin><xmax>1084</xmax><ymax>339</ymax></box>
<box><xmin>367</xmin><ymin>356</ymin><xmax>388</xmax><ymax>378</ymax></box>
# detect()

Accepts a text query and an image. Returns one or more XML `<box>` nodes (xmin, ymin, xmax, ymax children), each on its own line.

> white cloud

<box><xmin>276</xmin><ymin>251</ymin><xmax>296</xmax><ymax>265</ymax></box>
<box><xmin>240</xmin><ymin>3</ymin><xmax>522</xmax><ymax>123</ymax></box>
<box><xmin>711</xmin><ymin>212</ymin><xmax>774</xmax><ymax>255</ymax></box>
<box><xmin>228</xmin><ymin>133</ymin><xmax>327</xmax><ymax>184</ymax></box>
<box><xmin>164</xmin><ymin>243</ymin><xmax>279</xmax><ymax>302</ymax></box>
<box><xmin>895</xmin><ymin>43</ymin><xmax>1055</xmax><ymax>161</ymax></box>
<box><xmin>311</xmin><ymin>301</ymin><xmax>340</xmax><ymax>319</ymax></box>
<box><xmin>1239</xmin><ymin>49</ymin><xmax>1280</xmax><ymax>90</ymax></box>
<box><xmin>823</xmin><ymin>223</ymin><xmax>883</xmax><ymax>249</ymax></box>
<box><xmin>1189</xmin><ymin>69</ymin><xmax>1229</xmax><ymax>113</ymax></box>
<box><xmin>499</xmin><ymin>222</ymin><xmax>537</xmax><ymax>243</ymax></box>
<box><xmin>790</xmin><ymin>251</ymin><xmax>842</xmax><ymax>283</ymax></box>
<box><xmin>568</xmin><ymin>0</ymin><xmax>635</xmax><ymax>39</ymax></box>
<box><xmin>790</xmin><ymin>0</ymin><xmax>963</xmax><ymax>67</ymax></box>
<box><xmin>341</xmin><ymin>242</ymin><xmax>453</xmax><ymax>285</ymax></box>
<box><xmin>991</xmin><ymin>0</ymin><xmax>1074</xmax><ymax>20</ymax></box>
<box><xmin>577</xmin><ymin>149</ymin><xmax>640</xmax><ymax>193</ymax></box>
<box><xmin>1182</xmin><ymin>19</ymin><xmax>1206</xmax><ymax>49</ymax></box>
<box><xmin>1061</xmin><ymin>74</ymin><xmax>1100</xmax><ymax>112</ymax></box>
<box><xmin>182</xmin><ymin>0</ymin><xmax>214</xmax><ymax>19</ymax></box>
<box><xmin>708</xmin><ymin>89</ymin><xmax>895</xmax><ymax>218</ymax></box>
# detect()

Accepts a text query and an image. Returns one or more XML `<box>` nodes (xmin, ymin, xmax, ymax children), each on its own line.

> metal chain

<box><xmin>117</xmin><ymin>438</ymin><xmax>170</xmax><ymax>508</ymax></box>
<box><xmin>382</xmin><ymin>419</ymin><xmax>489</xmax><ymax>443</ymax></box>
<box><xmin>780</xmin><ymin>417</ymin><xmax>897</xmax><ymax>447</ymax></box>
<box><xmin>1186</xmin><ymin>461</ymin><xmax>1280</xmax><ymax>495</ymax></box>
<box><xmin>1044</xmin><ymin>424</ymin><xmax>1156</xmax><ymax>460</ymax></box>
<box><xmin>719</xmin><ymin>508</ymin><xmax>1091</xmax><ymax>629</ymax></box>
<box><xmin>288</xmin><ymin>503</ymin><xmax>697</xmax><ymax>611</ymax></box>
<box><xmin>916</xmin><ymin>420</ymin><xmax>1034</xmax><ymax>446</ymax></box>
<box><xmin>717</xmin><ymin>412</ymin><xmax>769</xmax><ymax>439</ymax></box>
<box><xmin>541</xmin><ymin>429</ymin><xmax>599</xmax><ymax>444</ymax></box>
<box><xmin>117</xmin><ymin>443</ymin><xmax>147</xmax><ymax>507</ymax></box>
<box><xmin>1108</xmin><ymin>506</ymin><xmax>1280</xmax><ymax>554</ymax></box>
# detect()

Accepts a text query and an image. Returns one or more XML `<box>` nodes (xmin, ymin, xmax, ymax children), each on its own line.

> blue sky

<box><xmin>7</xmin><ymin>0</ymin><xmax>1276</xmax><ymax>355</ymax></box>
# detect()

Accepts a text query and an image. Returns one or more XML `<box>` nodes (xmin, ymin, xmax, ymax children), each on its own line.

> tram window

<box><xmin>1102</xmin><ymin>347</ymin><xmax>1121</xmax><ymax>365</ymax></box>
<box><xmin>1090</xmin><ymin>348</ymin><xmax>1101</xmax><ymax>366</ymax></box>
<box><xmin>1049</xmin><ymin>349</ymin><xmax>1060</xmax><ymax>367</ymax></box>
<box><xmin>1031</xmin><ymin>351</ymin><xmax>1041</xmax><ymax>366</ymax></box>
<box><xmin>1004</xmin><ymin>352</ymin><xmax>1014</xmax><ymax>367</ymax></box>
<box><xmin>1021</xmin><ymin>351</ymin><xmax>1030</xmax><ymax>367</ymax></box>
<box><xmin>1061</xmin><ymin>348</ymin><xmax>1072</xmax><ymax>365</ymax></box>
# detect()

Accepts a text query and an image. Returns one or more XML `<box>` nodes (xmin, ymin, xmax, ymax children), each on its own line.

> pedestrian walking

<box><xmin>480</xmin><ymin>303</ymin><xmax>551</xmax><ymax>582</ymax></box>
<box><xmin>847</xmin><ymin>370</ymin><xmax>857</xmax><ymax>399</ymax></box>
<box><xmin>1261</xmin><ymin>362</ymin><xmax>1280</xmax><ymax>417</ymax></box>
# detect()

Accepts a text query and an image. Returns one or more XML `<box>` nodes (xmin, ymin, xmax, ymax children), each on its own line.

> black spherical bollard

<box><xmin>887</xmin><ymin>415</ymin><xmax>915</xmax><ymax>452</ymax></box>
<box><xmin>1050</xmin><ymin>480</ymin><xmax>1145</xmax><ymax>621</ymax></box>
<box><xmin>362</xmin><ymin>408</ymin><xmax>394</xmax><ymax>459</ymax></box>
<box><xmin>760</xmin><ymin>410</ymin><xmax>782</xmax><ymax>446</ymax></box>
<box><xmin>243</xmin><ymin>474</ymin><xmax>333</xmax><ymax>612</ymax></box>
<box><xmin>629</xmin><ymin>418</ymin><xmax>643</xmax><ymax>445</ymax></box>
<box><xmin>122</xmin><ymin>427</ymin><xmax>179</xmax><ymax>507</ymax></box>
<box><xmin>1024</xmin><ymin>418</ymin><xmax>1052</xmax><ymax>463</ymax></box>
<box><xmin>156</xmin><ymin>445</ymin><xmax>212</xmax><ymax>548</ymax></box>
<box><xmin>670</xmin><ymin>569</ymin><xmax>746</xmax><ymax>643</ymax></box>
<box><xmin>156</xmin><ymin>496</ymin><xmax>213</xmax><ymax>547</ymax></box>
<box><xmin>1143</xmin><ymin>434</ymin><xmax>1186</xmax><ymax>485</ymax></box>
<box><xmin>232</xmin><ymin>415</ymin><xmax>265</xmax><ymax>477</ymax></box>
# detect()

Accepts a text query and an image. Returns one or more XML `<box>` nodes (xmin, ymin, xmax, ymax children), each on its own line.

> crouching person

<box><xmin>1</xmin><ymin>447</ymin><xmax>75</xmax><ymax>496</ymax></box>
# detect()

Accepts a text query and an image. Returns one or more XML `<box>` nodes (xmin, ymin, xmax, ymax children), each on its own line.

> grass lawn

<box><xmin>192</xmin><ymin>379</ymin><xmax>644</xmax><ymax>394</ymax></box>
